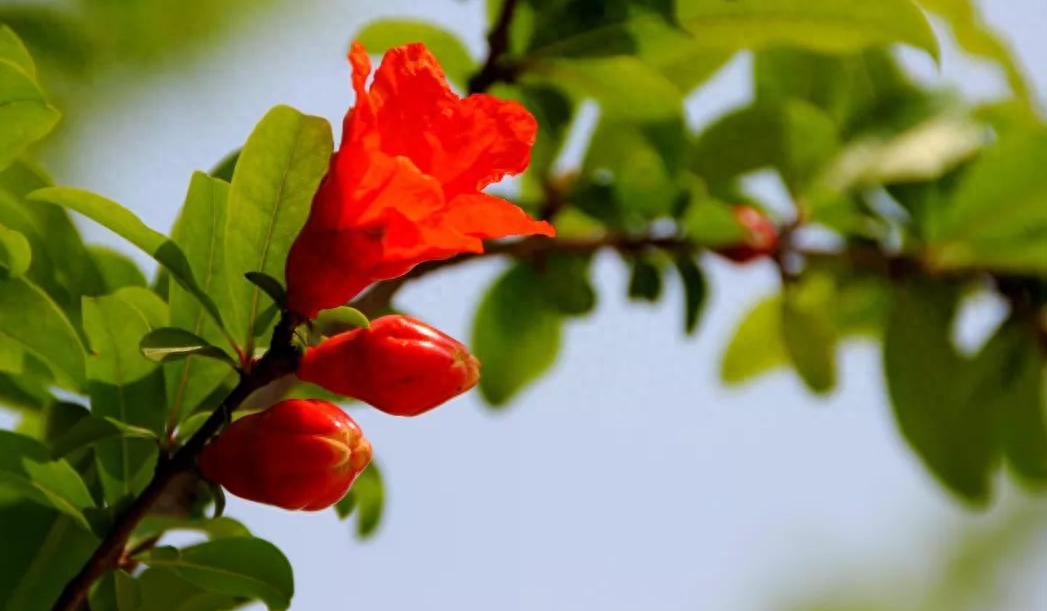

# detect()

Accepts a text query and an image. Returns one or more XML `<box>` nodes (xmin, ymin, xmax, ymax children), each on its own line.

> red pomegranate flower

<box><xmin>286</xmin><ymin>42</ymin><xmax>555</xmax><ymax>318</ymax></box>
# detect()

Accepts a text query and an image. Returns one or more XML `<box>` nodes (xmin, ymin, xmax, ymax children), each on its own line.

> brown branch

<box><xmin>50</xmin><ymin>312</ymin><xmax>304</xmax><ymax>611</ymax></box>
<box><xmin>468</xmin><ymin>0</ymin><xmax>522</xmax><ymax>94</ymax></box>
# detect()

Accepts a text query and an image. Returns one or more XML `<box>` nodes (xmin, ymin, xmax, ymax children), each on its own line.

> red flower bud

<box><xmin>298</xmin><ymin>315</ymin><xmax>480</xmax><ymax>417</ymax></box>
<box><xmin>199</xmin><ymin>399</ymin><xmax>372</xmax><ymax>511</ymax></box>
<box><xmin>717</xmin><ymin>205</ymin><xmax>779</xmax><ymax>263</ymax></box>
<box><xmin>286</xmin><ymin>42</ymin><xmax>554</xmax><ymax>318</ymax></box>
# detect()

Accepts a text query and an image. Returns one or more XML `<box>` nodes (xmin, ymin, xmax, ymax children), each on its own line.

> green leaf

<box><xmin>720</xmin><ymin>296</ymin><xmax>789</xmax><ymax>385</ymax></box>
<box><xmin>210</xmin><ymin>149</ymin><xmax>240</xmax><ymax>182</ymax></box>
<box><xmin>244</xmin><ymin>271</ymin><xmax>286</xmax><ymax>309</ymax></box>
<box><xmin>927</xmin><ymin>129</ymin><xmax>1047</xmax><ymax>274</ymax></box>
<box><xmin>88</xmin><ymin>570</ymin><xmax>140</xmax><ymax>611</ymax></box>
<box><xmin>0</xmin><ymin>502</ymin><xmax>97</xmax><ymax>611</ymax></box>
<box><xmin>29</xmin><ymin>187</ymin><xmax>229</xmax><ymax>333</ymax></box>
<box><xmin>679</xmin><ymin>194</ymin><xmax>746</xmax><ymax>248</ymax></box>
<box><xmin>0</xmin><ymin>220</ymin><xmax>30</xmax><ymax>275</ymax></box>
<box><xmin>535</xmin><ymin>253</ymin><xmax>596</xmax><ymax>317</ymax></box>
<box><xmin>313</xmin><ymin>306</ymin><xmax>370</xmax><ymax>337</ymax></box>
<box><xmin>0</xmin><ymin>430</ymin><xmax>94</xmax><ymax>529</ymax></box>
<box><xmin>883</xmin><ymin>280</ymin><xmax>993</xmax><ymax>503</ymax></box>
<box><xmin>0</xmin><ymin>26</ymin><xmax>36</xmax><ymax>78</ymax></box>
<box><xmin>135</xmin><ymin>516</ymin><xmax>251</xmax><ymax>544</ymax></box>
<box><xmin>0</xmin><ymin>274</ymin><xmax>85</xmax><ymax>391</ymax></box>
<box><xmin>473</xmin><ymin>264</ymin><xmax>563</xmax><ymax>406</ymax></box>
<box><xmin>675</xmin><ymin>0</ymin><xmax>939</xmax><ymax>59</ymax></box>
<box><xmin>223</xmin><ymin>105</ymin><xmax>332</xmax><ymax>353</ymax></box>
<box><xmin>88</xmin><ymin>246</ymin><xmax>147</xmax><ymax>291</ymax></box>
<box><xmin>975</xmin><ymin>320</ymin><xmax>1047</xmax><ymax>484</ymax></box>
<box><xmin>0</xmin><ymin>56</ymin><xmax>60</xmax><ymax>171</ymax></box>
<box><xmin>82</xmin><ymin>292</ymin><xmax>167</xmax><ymax>504</ymax></box>
<box><xmin>135</xmin><ymin>568</ymin><xmax>244</xmax><ymax>611</ymax></box>
<box><xmin>781</xmin><ymin>278</ymin><xmax>837</xmax><ymax>394</ymax></box>
<box><xmin>140</xmin><ymin>328</ymin><xmax>238</xmax><ymax>367</ymax></box>
<box><xmin>675</xmin><ymin>256</ymin><xmax>707</xmax><ymax>334</ymax></box>
<box><xmin>335</xmin><ymin>462</ymin><xmax>384</xmax><ymax>539</ymax></box>
<box><xmin>137</xmin><ymin>537</ymin><xmax>294</xmax><ymax>611</ymax></box>
<box><xmin>356</xmin><ymin>20</ymin><xmax>475</xmax><ymax>90</ymax></box>
<box><xmin>627</xmin><ymin>257</ymin><xmax>663</xmax><ymax>303</ymax></box>
<box><xmin>167</xmin><ymin>172</ymin><xmax>237</xmax><ymax>426</ymax></box>
<box><xmin>692</xmin><ymin>100</ymin><xmax>838</xmax><ymax>193</ymax></box>
<box><xmin>49</xmin><ymin>415</ymin><xmax>159</xmax><ymax>459</ymax></box>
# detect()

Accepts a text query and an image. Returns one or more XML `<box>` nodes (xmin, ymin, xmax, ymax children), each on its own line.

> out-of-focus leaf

<box><xmin>680</xmin><ymin>193</ymin><xmax>746</xmax><ymax>248</ymax></box>
<box><xmin>0</xmin><ymin>274</ymin><xmax>85</xmax><ymax>391</ymax></box>
<box><xmin>0</xmin><ymin>26</ymin><xmax>36</xmax><ymax>77</ymax></box>
<box><xmin>134</xmin><ymin>516</ymin><xmax>251</xmax><ymax>543</ymax></box>
<box><xmin>781</xmin><ymin>277</ymin><xmax>837</xmax><ymax>394</ymax></box>
<box><xmin>244</xmin><ymin>271</ymin><xmax>286</xmax><ymax>309</ymax></box>
<box><xmin>721</xmin><ymin>296</ymin><xmax>789</xmax><ymax>385</ymax></box>
<box><xmin>29</xmin><ymin>187</ymin><xmax>227</xmax><ymax>332</ymax></box>
<box><xmin>675</xmin><ymin>256</ymin><xmax>707</xmax><ymax>334</ymax></box>
<box><xmin>977</xmin><ymin>320</ymin><xmax>1047</xmax><ymax>484</ymax></box>
<box><xmin>140</xmin><ymin>328</ymin><xmax>237</xmax><ymax>367</ymax></box>
<box><xmin>210</xmin><ymin>149</ymin><xmax>240</xmax><ymax>182</ymax></box>
<box><xmin>167</xmin><ymin>172</ymin><xmax>237</xmax><ymax>425</ymax></box>
<box><xmin>0</xmin><ymin>221</ymin><xmax>30</xmax><ymax>276</ymax></box>
<box><xmin>627</xmin><ymin>256</ymin><xmax>663</xmax><ymax>303</ymax></box>
<box><xmin>927</xmin><ymin>129</ymin><xmax>1047</xmax><ymax>274</ymax></box>
<box><xmin>0</xmin><ymin>39</ymin><xmax>60</xmax><ymax>171</ymax></box>
<box><xmin>0</xmin><ymin>502</ymin><xmax>97</xmax><ymax>611</ymax></box>
<box><xmin>356</xmin><ymin>20</ymin><xmax>475</xmax><ymax>90</ymax></box>
<box><xmin>137</xmin><ymin>538</ymin><xmax>293</xmax><ymax>611</ymax></box>
<box><xmin>884</xmin><ymin>280</ymin><xmax>993</xmax><ymax>503</ymax></box>
<box><xmin>473</xmin><ymin>263</ymin><xmax>562</xmax><ymax>406</ymax></box>
<box><xmin>335</xmin><ymin>462</ymin><xmax>384</xmax><ymax>539</ymax></box>
<box><xmin>223</xmin><ymin>105</ymin><xmax>331</xmax><ymax>354</ymax></box>
<box><xmin>0</xmin><ymin>430</ymin><xmax>94</xmax><ymax>529</ymax></box>
<box><xmin>536</xmin><ymin>253</ymin><xmax>596</xmax><ymax>316</ymax></box>
<box><xmin>82</xmin><ymin>291</ymin><xmax>167</xmax><ymax>504</ymax></box>
<box><xmin>88</xmin><ymin>570</ymin><xmax>140</xmax><ymax>611</ymax></box>
<box><xmin>692</xmin><ymin>101</ymin><xmax>838</xmax><ymax>193</ymax></box>
<box><xmin>916</xmin><ymin>0</ymin><xmax>1031</xmax><ymax>104</ymax></box>
<box><xmin>88</xmin><ymin>246</ymin><xmax>147</xmax><ymax>291</ymax></box>
<box><xmin>135</xmin><ymin>567</ymin><xmax>244</xmax><ymax>611</ymax></box>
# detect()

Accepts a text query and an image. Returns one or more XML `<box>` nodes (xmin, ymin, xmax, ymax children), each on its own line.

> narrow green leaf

<box><xmin>0</xmin><ymin>430</ymin><xmax>94</xmax><ymax>530</ymax></box>
<box><xmin>675</xmin><ymin>256</ymin><xmax>707</xmax><ymax>334</ymax></box>
<box><xmin>473</xmin><ymin>264</ymin><xmax>562</xmax><ymax>406</ymax></box>
<box><xmin>210</xmin><ymin>149</ymin><xmax>240</xmax><ymax>182</ymax></box>
<box><xmin>134</xmin><ymin>516</ymin><xmax>251</xmax><ymax>543</ymax></box>
<box><xmin>0</xmin><ymin>220</ymin><xmax>30</xmax><ymax>275</ymax></box>
<box><xmin>335</xmin><ymin>462</ymin><xmax>384</xmax><ymax>539</ymax></box>
<box><xmin>167</xmin><ymin>172</ymin><xmax>237</xmax><ymax>425</ymax></box>
<box><xmin>314</xmin><ymin>306</ymin><xmax>370</xmax><ymax>337</ymax></box>
<box><xmin>356</xmin><ymin>20</ymin><xmax>475</xmax><ymax>89</ymax></box>
<box><xmin>884</xmin><ymin>280</ymin><xmax>993</xmax><ymax>503</ymax></box>
<box><xmin>49</xmin><ymin>415</ymin><xmax>159</xmax><ymax>459</ymax></box>
<box><xmin>0</xmin><ymin>274</ymin><xmax>85</xmax><ymax>390</ymax></box>
<box><xmin>29</xmin><ymin>187</ymin><xmax>228</xmax><ymax>332</ymax></box>
<box><xmin>244</xmin><ymin>271</ymin><xmax>286</xmax><ymax>309</ymax></box>
<box><xmin>82</xmin><ymin>292</ymin><xmax>167</xmax><ymax>504</ymax></box>
<box><xmin>536</xmin><ymin>253</ymin><xmax>596</xmax><ymax>317</ymax></box>
<box><xmin>224</xmin><ymin>105</ymin><xmax>332</xmax><ymax>353</ymax></box>
<box><xmin>627</xmin><ymin>257</ymin><xmax>663</xmax><ymax>302</ymax></box>
<box><xmin>140</xmin><ymin>328</ymin><xmax>237</xmax><ymax>367</ymax></box>
<box><xmin>137</xmin><ymin>538</ymin><xmax>294</xmax><ymax>611</ymax></box>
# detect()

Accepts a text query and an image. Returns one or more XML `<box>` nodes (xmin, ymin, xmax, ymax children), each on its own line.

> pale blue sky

<box><xmin>22</xmin><ymin>1</ymin><xmax>1047</xmax><ymax>609</ymax></box>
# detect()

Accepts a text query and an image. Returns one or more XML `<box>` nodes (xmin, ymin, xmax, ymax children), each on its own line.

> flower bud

<box><xmin>717</xmin><ymin>205</ymin><xmax>779</xmax><ymax>263</ymax></box>
<box><xmin>199</xmin><ymin>399</ymin><xmax>372</xmax><ymax>511</ymax></box>
<box><xmin>298</xmin><ymin>315</ymin><xmax>481</xmax><ymax>417</ymax></box>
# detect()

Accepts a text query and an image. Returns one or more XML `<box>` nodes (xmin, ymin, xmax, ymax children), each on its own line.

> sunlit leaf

<box><xmin>0</xmin><ymin>275</ymin><xmax>85</xmax><ymax>391</ymax></box>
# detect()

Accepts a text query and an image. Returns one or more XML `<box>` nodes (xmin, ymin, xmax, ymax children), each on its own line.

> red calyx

<box><xmin>199</xmin><ymin>399</ymin><xmax>372</xmax><ymax>511</ymax></box>
<box><xmin>297</xmin><ymin>314</ymin><xmax>481</xmax><ymax>417</ymax></box>
<box><xmin>717</xmin><ymin>205</ymin><xmax>779</xmax><ymax>264</ymax></box>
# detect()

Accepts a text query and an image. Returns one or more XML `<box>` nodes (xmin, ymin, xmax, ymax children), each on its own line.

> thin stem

<box><xmin>468</xmin><ymin>0</ymin><xmax>521</xmax><ymax>94</ymax></box>
<box><xmin>50</xmin><ymin>312</ymin><xmax>303</xmax><ymax>611</ymax></box>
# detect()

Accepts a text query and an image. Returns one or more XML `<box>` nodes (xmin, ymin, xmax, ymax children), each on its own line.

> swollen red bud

<box><xmin>718</xmin><ymin>205</ymin><xmax>779</xmax><ymax>263</ymax></box>
<box><xmin>298</xmin><ymin>315</ymin><xmax>481</xmax><ymax>417</ymax></box>
<box><xmin>199</xmin><ymin>399</ymin><xmax>372</xmax><ymax>511</ymax></box>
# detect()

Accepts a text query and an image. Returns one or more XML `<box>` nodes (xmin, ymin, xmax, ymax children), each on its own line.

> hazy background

<box><xmin>26</xmin><ymin>1</ymin><xmax>1047</xmax><ymax>609</ymax></box>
